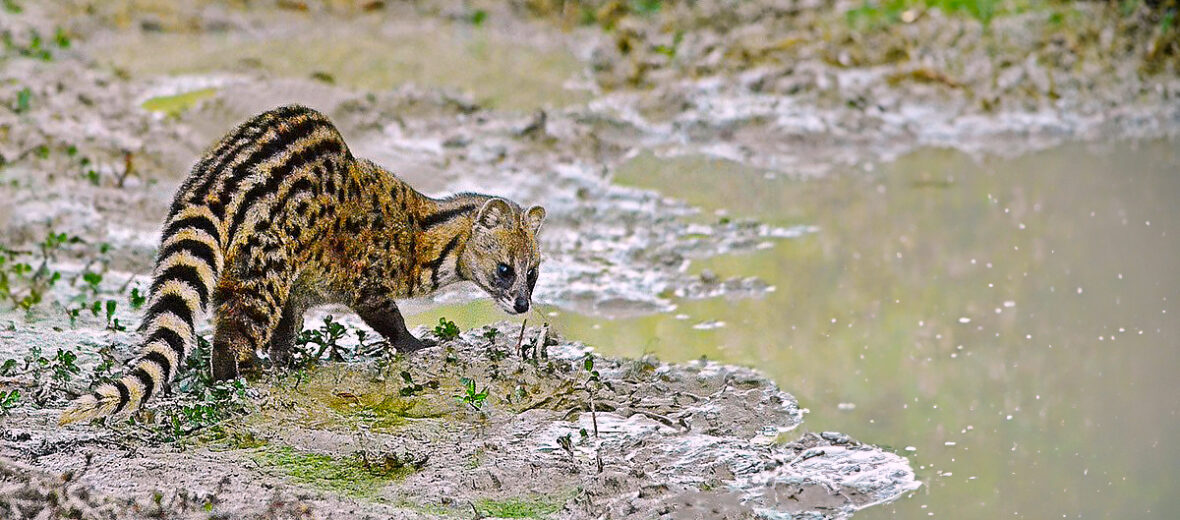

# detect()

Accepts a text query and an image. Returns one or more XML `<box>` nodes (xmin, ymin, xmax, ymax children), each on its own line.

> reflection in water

<box><xmin>410</xmin><ymin>140</ymin><xmax>1179</xmax><ymax>519</ymax></box>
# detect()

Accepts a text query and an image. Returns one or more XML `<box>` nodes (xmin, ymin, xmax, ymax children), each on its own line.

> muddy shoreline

<box><xmin>2</xmin><ymin>321</ymin><xmax>919</xmax><ymax>519</ymax></box>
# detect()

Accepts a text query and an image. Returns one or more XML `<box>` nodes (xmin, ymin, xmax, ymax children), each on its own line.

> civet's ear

<box><xmin>476</xmin><ymin>198</ymin><xmax>513</xmax><ymax>230</ymax></box>
<box><xmin>525</xmin><ymin>205</ymin><xmax>546</xmax><ymax>234</ymax></box>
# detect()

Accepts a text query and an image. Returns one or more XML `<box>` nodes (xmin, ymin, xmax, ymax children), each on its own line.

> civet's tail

<box><xmin>59</xmin><ymin>205</ymin><xmax>225</xmax><ymax>424</ymax></box>
<box><xmin>59</xmin><ymin>105</ymin><xmax>337</xmax><ymax>425</ymax></box>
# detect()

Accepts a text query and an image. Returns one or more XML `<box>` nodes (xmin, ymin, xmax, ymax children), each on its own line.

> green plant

<box><xmin>111</xmin><ymin>334</ymin><xmax>241</xmax><ymax>439</ymax></box>
<box><xmin>22</xmin><ymin>346</ymin><xmax>48</xmax><ymax>382</ymax></box>
<box><xmin>104</xmin><ymin>300</ymin><xmax>125</xmax><ymax>330</ymax></box>
<box><xmin>156</xmin><ymin>379</ymin><xmax>250</xmax><ymax>441</ymax></box>
<box><xmin>630</xmin><ymin>0</ymin><xmax>663</xmax><ymax>16</ymax></box>
<box><xmin>471</xmin><ymin>9</ymin><xmax>488</xmax><ymax>26</ymax></box>
<box><xmin>82</xmin><ymin>299</ymin><xmax>125</xmax><ymax>330</ymax></box>
<box><xmin>65</xmin><ymin>305</ymin><xmax>81</xmax><ymax>326</ymax></box>
<box><xmin>82</xmin><ymin>271</ymin><xmax>102</xmax><ymax>294</ymax></box>
<box><xmin>0</xmin><ymin>389</ymin><xmax>19</xmax><ymax>415</ymax></box>
<box><xmin>397</xmin><ymin>370</ymin><xmax>438</xmax><ymax>396</ymax></box>
<box><xmin>0</xmin><ymin>230</ymin><xmax>80</xmax><ymax>310</ymax></box>
<box><xmin>49</xmin><ymin>348</ymin><xmax>80</xmax><ymax>383</ymax></box>
<box><xmin>89</xmin><ymin>345</ymin><xmax>117</xmax><ymax>384</ymax></box>
<box><xmin>456</xmin><ymin>377</ymin><xmax>489</xmax><ymax>411</ymax></box>
<box><xmin>481</xmin><ymin>327</ymin><xmax>509</xmax><ymax>362</ymax></box>
<box><xmin>66</xmin><ymin>148</ymin><xmax>101</xmax><ymax>185</ymax></box>
<box><xmin>296</xmin><ymin>315</ymin><xmax>350</xmax><ymax>361</ymax></box>
<box><xmin>581</xmin><ymin>354</ymin><xmax>602</xmax><ymax>385</ymax></box>
<box><xmin>556</xmin><ymin>432</ymin><xmax>574</xmax><ymax>458</ymax></box>
<box><xmin>53</xmin><ymin>27</ymin><xmax>69</xmax><ymax>48</ymax></box>
<box><xmin>9</xmin><ymin>347</ymin><xmax>83</xmax><ymax>405</ymax></box>
<box><xmin>13</xmin><ymin>87</ymin><xmax>30</xmax><ymax>113</ymax></box>
<box><xmin>3</xmin><ymin>30</ymin><xmax>52</xmax><ymax>60</ymax></box>
<box><xmin>433</xmin><ymin>317</ymin><xmax>460</xmax><ymax>340</ymax></box>
<box><xmin>128</xmin><ymin>286</ymin><xmax>147</xmax><ymax>309</ymax></box>
<box><xmin>482</xmin><ymin>327</ymin><xmax>500</xmax><ymax>341</ymax></box>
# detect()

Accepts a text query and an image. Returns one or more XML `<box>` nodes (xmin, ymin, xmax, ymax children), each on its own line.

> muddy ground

<box><xmin>2</xmin><ymin>321</ymin><xmax>919</xmax><ymax>519</ymax></box>
<box><xmin>0</xmin><ymin>0</ymin><xmax>1177</xmax><ymax>518</ymax></box>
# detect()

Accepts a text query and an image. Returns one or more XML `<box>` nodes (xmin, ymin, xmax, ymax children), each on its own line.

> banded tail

<box><xmin>59</xmin><ymin>204</ymin><xmax>223</xmax><ymax>425</ymax></box>
<box><xmin>58</xmin><ymin>105</ymin><xmax>350</xmax><ymax>424</ymax></box>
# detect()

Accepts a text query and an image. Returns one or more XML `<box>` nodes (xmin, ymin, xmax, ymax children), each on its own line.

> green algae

<box><xmin>255</xmin><ymin>363</ymin><xmax>459</xmax><ymax>434</ymax></box>
<box><xmin>141</xmin><ymin>88</ymin><xmax>217</xmax><ymax>117</ymax></box>
<box><xmin>326</xmin><ymin>392</ymin><xmax>446</xmax><ymax>431</ymax></box>
<box><xmin>251</xmin><ymin>446</ymin><xmax>413</xmax><ymax>499</ymax></box>
<box><xmin>474</xmin><ymin>491</ymin><xmax>574</xmax><ymax>518</ymax></box>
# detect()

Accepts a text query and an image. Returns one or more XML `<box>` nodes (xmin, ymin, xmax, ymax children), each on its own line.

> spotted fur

<box><xmin>60</xmin><ymin>105</ymin><xmax>545</xmax><ymax>425</ymax></box>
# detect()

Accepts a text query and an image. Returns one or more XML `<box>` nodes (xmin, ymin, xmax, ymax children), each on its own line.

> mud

<box><xmin>1</xmin><ymin>321</ymin><xmax>919</xmax><ymax>519</ymax></box>
<box><xmin>2</xmin><ymin>0</ymin><xmax>1177</xmax><ymax>518</ymax></box>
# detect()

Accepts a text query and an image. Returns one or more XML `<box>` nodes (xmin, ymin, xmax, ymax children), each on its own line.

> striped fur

<box><xmin>60</xmin><ymin>105</ymin><xmax>545</xmax><ymax>425</ymax></box>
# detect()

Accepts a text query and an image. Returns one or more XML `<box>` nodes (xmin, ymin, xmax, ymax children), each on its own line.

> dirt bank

<box><xmin>2</xmin><ymin>320</ymin><xmax>919</xmax><ymax>519</ymax></box>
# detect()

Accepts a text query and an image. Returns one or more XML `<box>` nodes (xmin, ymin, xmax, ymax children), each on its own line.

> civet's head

<box><xmin>460</xmin><ymin>198</ymin><xmax>545</xmax><ymax>314</ymax></box>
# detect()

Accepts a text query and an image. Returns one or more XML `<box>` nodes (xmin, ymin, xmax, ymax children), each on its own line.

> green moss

<box><xmin>474</xmin><ymin>492</ymin><xmax>572</xmax><ymax>518</ymax></box>
<box><xmin>844</xmin><ymin>0</ymin><xmax>1014</xmax><ymax>28</ymax></box>
<box><xmin>260</xmin><ymin>364</ymin><xmax>453</xmax><ymax>433</ymax></box>
<box><xmin>141</xmin><ymin>88</ymin><xmax>217</xmax><ymax>117</ymax></box>
<box><xmin>326</xmin><ymin>392</ymin><xmax>445</xmax><ymax>431</ymax></box>
<box><xmin>251</xmin><ymin>446</ymin><xmax>412</xmax><ymax>499</ymax></box>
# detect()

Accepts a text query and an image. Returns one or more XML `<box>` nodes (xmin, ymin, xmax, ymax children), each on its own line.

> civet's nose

<box><xmin>514</xmin><ymin>296</ymin><xmax>529</xmax><ymax>314</ymax></box>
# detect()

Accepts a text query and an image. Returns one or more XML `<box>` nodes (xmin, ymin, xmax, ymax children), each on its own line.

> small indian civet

<box><xmin>60</xmin><ymin>105</ymin><xmax>545</xmax><ymax>424</ymax></box>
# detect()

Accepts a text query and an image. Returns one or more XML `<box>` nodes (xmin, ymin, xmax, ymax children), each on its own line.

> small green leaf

<box><xmin>129</xmin><ymin>287</ymin><xmax>147</xmax><ymax>309</ymax></box>
<box><xmin>53</xmin><ymin>27</ymin><xmax>70</xmax><ymax>48</ymax></box>
<box><xmin>14</xmin><ymin>87</ymin><xmax>30</xmax><ymax>113</ymax></box>
<box><xmin>82</xmin><ymin>271</ymin><xmax>102</xmax><ymax>287</ymax></box>
<box><xmin>434</xmin><ymin>317</ymin><xmax>460</xmax><ymax>340</ymax></box>
<box><xmin>471</xmin><ymin>9</ymin><xmax>488</xmax><ymax>26</ymax></box>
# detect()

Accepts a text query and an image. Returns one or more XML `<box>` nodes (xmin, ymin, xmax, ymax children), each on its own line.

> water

<box><xmin>408</xmin><ymin>140</ymin><xmax>1180</xmax><ymax>519</ymax></box>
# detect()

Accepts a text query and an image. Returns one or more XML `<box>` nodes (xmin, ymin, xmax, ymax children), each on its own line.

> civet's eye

<box><xmin>497</xmin><ymin>263</ymin><xmax>514</xmax><ymax>279</ymax></box>
<box><xmin>527</xmin><ymin>267</ymin><xmax>537</xmax><ymax>281</ymax></box>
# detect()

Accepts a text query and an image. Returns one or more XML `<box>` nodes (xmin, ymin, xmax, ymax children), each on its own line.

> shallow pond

<box><xmin>408</xmin><ymin>139</ymin><xmax>1180</xmax><ymax>519</ymax></box>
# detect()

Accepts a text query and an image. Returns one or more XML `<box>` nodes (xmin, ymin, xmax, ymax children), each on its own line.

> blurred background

<box><xmin>1</xmin><ymin>0</ymin><xmax>1178</xmax><ymax>518</ymax></box>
